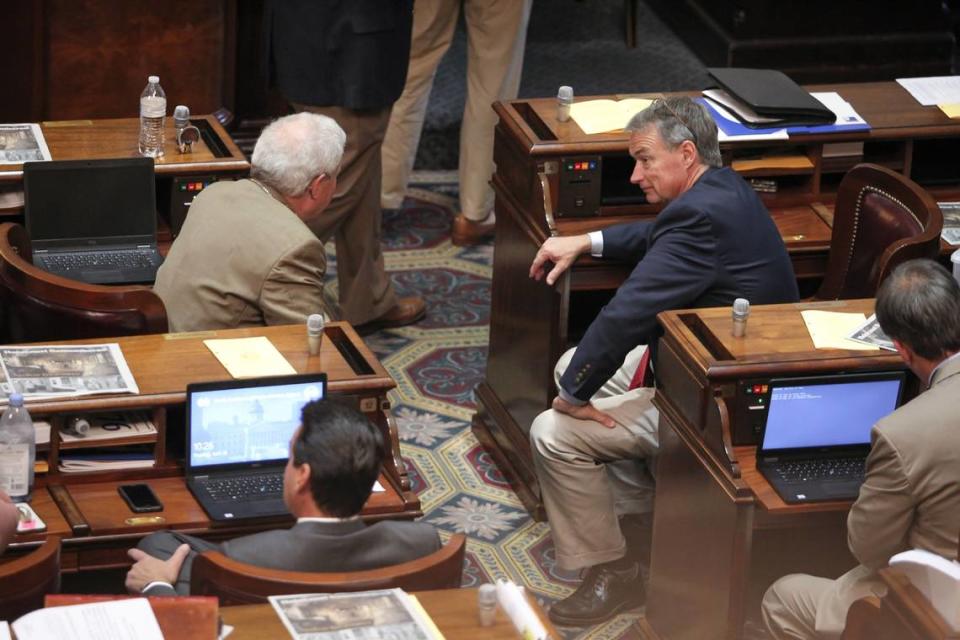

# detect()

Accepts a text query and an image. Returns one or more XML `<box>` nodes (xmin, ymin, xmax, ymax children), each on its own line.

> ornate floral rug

<box><xmin>327</xmin><ymin>183</ymin><xmax>645</xmax><ymax>639</ymax></box>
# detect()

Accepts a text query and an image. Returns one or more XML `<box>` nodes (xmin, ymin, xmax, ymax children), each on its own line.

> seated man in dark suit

<box><xmin>527</xmin><ymin>96</ymin><xmax>800</xmax><ymax>626</ymax></box>
<box><xmin>124</xmin><ymin>400</ymin><xmax>439</xmax><ymax>596</ymax></box>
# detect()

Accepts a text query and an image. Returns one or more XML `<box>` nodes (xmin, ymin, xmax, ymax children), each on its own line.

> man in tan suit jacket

<box><xmin>155</xmin><ymin>112</ymin><xmax>424</xmax><ymax>333</ymax></box>
<box><xmin>762</xmin><ymin>259</ymin><xmax>960</xmax><ymax>639</ymax></box>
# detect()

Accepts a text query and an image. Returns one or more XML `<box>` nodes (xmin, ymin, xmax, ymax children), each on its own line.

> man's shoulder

<box><xmin>876</xmin><ymin>378</ymin><xmax>960</xmax><ymax>447</ymax></box>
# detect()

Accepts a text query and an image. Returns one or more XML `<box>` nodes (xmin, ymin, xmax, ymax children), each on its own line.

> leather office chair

<box><xmin>190</xmin><ymin>533</ymin><xmax>467</xmax><ymax>606</ymax></box>
<box><xmin>0</xmin><ymin>222</ymin><xmax>168</xmax><ymax>343</ymax></box>
<box><xmin>815</xmin><ymin>164</ymin><xmax>943</xmax><ymax>300</ymax></box>
<box><xmin>0</xmin><ymin>536</ymin><xmax>61</xmax><ymax>621</ymax></box>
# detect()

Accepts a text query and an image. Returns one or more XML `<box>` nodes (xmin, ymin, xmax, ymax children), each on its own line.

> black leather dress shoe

<box><xmin>548</xmin><ymin>561</ymin><xmax>645</xmax><ymax>627</ymax></box>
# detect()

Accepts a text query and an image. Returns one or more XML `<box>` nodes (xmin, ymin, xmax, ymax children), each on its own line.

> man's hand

<box><xmin>529</xmin><ymin>235</ymin><xmax>592</xmax><ymax>286</ymax></box>
<box><xmin>552</xmin><ymin>395</ymin><xmax>617</xmax><ymax>429</ymax></box>
<box><xmin>124</xmin><ymin>543</ymin><xmax>191</xmax><ymax>593</ymax></box>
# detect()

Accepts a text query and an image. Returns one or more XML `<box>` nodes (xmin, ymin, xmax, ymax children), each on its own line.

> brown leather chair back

<box><xmin>0</xmin><ymin>223</ymin><xmax>168</xmax><ymax>343</ymax></box>
<box><xmin>816</xmin><ymin>164</ymin><xmax>943</xmax><ymax>300</ymax></box>
<box><xmin>191</xmin><ymin>533</ymin><xmax>466</xmax><ymax>606</ymax></box>
<box><xmin>0</xmin><ymin>536</ymin><xmax>61</xmax><ymax>621</ymax></box>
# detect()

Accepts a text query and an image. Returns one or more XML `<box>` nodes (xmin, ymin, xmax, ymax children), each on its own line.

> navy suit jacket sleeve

<box><xmin>559</xmin><ymin>205</ymin><xmax>717</xmax><ymax>401</ymax></box>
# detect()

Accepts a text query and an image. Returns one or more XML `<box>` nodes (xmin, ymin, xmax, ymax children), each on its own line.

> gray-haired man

<box><xmin>528</xmin><ymin>97</ymin><xmax>799</xmax><ymax>625</ymax></box>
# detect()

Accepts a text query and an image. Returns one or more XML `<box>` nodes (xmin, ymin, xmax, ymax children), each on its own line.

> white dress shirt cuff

<box><xmin>557</xmin><ymin>387</ymin><xmax>587</xmax><ymax>407</ymax></box>
<box><xmin>588</xmin><ymin>231</ymin><xmax>604</xmax><ymax>257</ymax></box>
<box><xmin>143</xmin><ymin>580</ymin><xmax>174</xmax><ymax>594</ymax></box>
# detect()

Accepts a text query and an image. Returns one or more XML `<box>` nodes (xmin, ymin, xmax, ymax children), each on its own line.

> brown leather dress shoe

<box><xmin>354</xmin><ymin>296</ymin><xmax>426</xmax><ymax>335</ymax></box>
<box><xmin>451</xmin><ymin>214</ymin><xmax>495</xmax><ymax>246</ymax></box>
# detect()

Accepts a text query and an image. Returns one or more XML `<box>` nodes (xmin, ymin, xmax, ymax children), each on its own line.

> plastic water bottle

<box><xmin>139</xmin><ymin>75</ymin><xmax>167</xmax><ymax>158</ymax></box>
<box><xmin>0</xmin><ymin>393</ymin><xmax>35</xmax><ymax>502</ymax></box>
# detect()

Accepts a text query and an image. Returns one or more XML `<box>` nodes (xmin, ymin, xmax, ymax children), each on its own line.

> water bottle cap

<box><xmin>148</xmin><ymin>75</ymin><xmax>160</xmax><ymax>84</ymax></box>
<box><xmin>8</xmin><ymin>392</ymin><xmax>23</xmax><ymax>407</ymax></box>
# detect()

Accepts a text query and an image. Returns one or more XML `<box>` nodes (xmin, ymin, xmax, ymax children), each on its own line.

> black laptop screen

<box><xmin>188</xmin><ymin>376</ymin><xmax>326</xmax><ymax>469</ymax></box>
<box><xmin>23</xmin><ymin>158</ymin><xmax>157</xmax><ymax>246</ymax></box>
<box><xmin>760</xmin><ymin>372</ymin><xmax>905</xmax><ymax>451</ymax></box>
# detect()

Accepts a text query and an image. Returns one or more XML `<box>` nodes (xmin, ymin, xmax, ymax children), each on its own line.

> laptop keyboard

<box><xmin>774</xmin><ymin>457</ymin><xmax>865</xmax><ymax>483</ymax></box>
<box><xmin>202</xmin><ymin>473</ymin><xmax>284</xmax><ymax>502</ymax></box>
<box><xmin>42</xmin><ymin>249</ymin><xmax>157</xmax><ymax>271</ymax></box>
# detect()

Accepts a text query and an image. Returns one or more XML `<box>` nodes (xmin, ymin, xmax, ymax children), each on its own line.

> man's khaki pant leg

<box><xmin>762</xmin><ymin>573</ymin><xmax>833</xmax><ymax>640</ymax></box>
<box><xmin>459</xmin><ymin>0</ymin><xmax>532</xmax><ymax>221</ymax></box>
<box><xmin>294</xmin><ymin>104</ymin><xmax>398</xmax><ymax>326</ymax></box>
<box><xmin>530</xmin><ymin>379</ymin><xmax>658</xmax><ymax>571</ymax></box>
<box><xmin>381</xmin><ymin>0</ymin><xmax>459</xmax><ymax>209</ymax></box>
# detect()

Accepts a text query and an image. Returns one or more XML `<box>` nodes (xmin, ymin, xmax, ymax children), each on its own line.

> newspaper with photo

<box><xmin>0</xmin><ymin>344</ymin><xmax>138</xmax><ymax>401</ymax></box>
<box><xmin>938</xmin><ymin>201</ymin><xmax>960</xmax><ymax>245</ymax></box>
<box><xmin>269</xmin><ymin>589</ymin><xmax>442</xmax><ymax>640</ymax></box>
<box><xmin>846</xmin><ymin>314</ymin><xmax>896</xmax><ymax>351</ymax></box>
<box><xmin>0</xmin><ymin>124</ymin><xmax>52</xmax><ymax>164</ymax></box>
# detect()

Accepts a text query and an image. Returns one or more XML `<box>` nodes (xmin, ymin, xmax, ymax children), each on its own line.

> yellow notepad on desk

<box><xmin>570</xmin><ymin>98</ymin><xmax>653</xmax><ymax>134</ymax></box>
<box><xmin>800</xmin><ymin>310</ymin><xmax>879</xmax><ymax>351</ymax></box>
<box><xmin>204</xmin><ymin>336</ymin><xmax>297</xmax><ymax>378</ymax></box>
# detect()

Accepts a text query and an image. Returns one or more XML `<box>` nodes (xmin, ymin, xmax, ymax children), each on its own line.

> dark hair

<box><xmin>292</xmin><ymin>399</ymin><xmax>385</xmax><ymax>518</ymax></box>
<box><xmin>875</xmin><ymin>259</ymin><xmax>960</xmax><ymax>360</ymax></box>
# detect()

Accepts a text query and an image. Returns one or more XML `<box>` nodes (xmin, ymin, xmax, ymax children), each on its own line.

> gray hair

<box><xmin>251</xmin><ymin>112</ymin><xmax>346</xmax><ymax>197</ymax></box>
<box><xmin>626</xmin><ymin>96</ymin><xmax>722</xmax><ymax>168</ymax></box>
<box><xmin>876</xmin><ymin>259</ymin><xmax>960</xmax><ymax>360</ymax></box>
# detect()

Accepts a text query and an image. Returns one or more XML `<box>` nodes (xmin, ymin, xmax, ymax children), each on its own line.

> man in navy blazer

<box><xmin>124</xmin><ymin>400</ymin><xmax>439</xmax><ymax>596</ymax></box>
<box><xmin>528</xmin><ymin>97</ymin><xmax>799</xmax><ymax>626</ymax></box>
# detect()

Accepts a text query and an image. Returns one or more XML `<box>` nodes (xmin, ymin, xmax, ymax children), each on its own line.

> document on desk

<box><xmin>801</xmin><ymin>310</ymin><xmax>880</xmax><ymax>351</ymax></box>
<box><xmin>570</xmin><ymin>98</ymin><xmax>653</xmax><ymax>134</ymax></box>
<box><xmin>0</xmin><ymin>343</ymin><xmax>139</xmax><ymax>401</ymax></box>
<box><xmin>897</xmin><ymin>76</ymin><xmax>960</xmax><ymax>106</ymax></box>
<box><xmin>11</xmin><ymin>598</ymin><xmax>164</xmax><ymax>640</ymax></box>
<box><xmin>0</xmin><ymin>123</ymin><xmax>52</xmax><ymax>164</ymax></box>
<box><xmin>204</xmin><ymin>336</ymin><xmax>297</xmax><ymax>379</ymax></box>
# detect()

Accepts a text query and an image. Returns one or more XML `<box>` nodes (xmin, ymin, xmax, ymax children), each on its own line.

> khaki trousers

<box><xmin>293</xmin><ymin>104</ymin><xmax>398</xmax><ymax>326</ymax></box>
<box><xmin>762</xmin><ymin>565</ymin><xmax>885</xmax><ymax>640</ymax></box>
<box><xmin>530</xmin><ymin>345</ymin><xmax>659</xmax><ymax>571</ymax></box>
<box><xmin>381</xmin><ymin>0</ymin><xmax>532</xmax><ymax>220</ymax></box>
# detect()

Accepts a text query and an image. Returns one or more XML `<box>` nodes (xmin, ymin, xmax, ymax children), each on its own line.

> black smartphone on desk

<box><xmin>118</xmin><ymin>483</ymin><xmax>163</xmax><ymax>513</ymax></box>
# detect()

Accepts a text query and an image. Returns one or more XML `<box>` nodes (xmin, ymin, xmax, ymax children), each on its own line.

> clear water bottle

<box><xmin>139</xmin><ymin>75</ymin><xmax>167</xmax><ymax>158</ymax></box>
<box><xmin>0</xmin><ymin>393</ymin><xmax>35</xmax><ymax>502</ymax></box>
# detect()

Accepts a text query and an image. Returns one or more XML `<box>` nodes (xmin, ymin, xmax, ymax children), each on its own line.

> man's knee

<box><xmin>530</xmin><ymin>409</ymin><xmax>559</xmax><ymax>457</ymax></box>
<box><xmin>762</xmin><ymin>574</ymin><xmax>819</xmax><ymax>640</ymax></box>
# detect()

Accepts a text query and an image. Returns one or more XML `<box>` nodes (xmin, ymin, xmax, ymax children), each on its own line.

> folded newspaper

<box><xmin>846</xmin><ymin>314</ymin><xmax>896</xmax><ymax>351</ymax></box>
<box><xmin>0</xmin><ymin>344</ymin><xmax>139</xmax><ymax>401</ymax></box>
<box><xmin>269</xmin><ymin>589</ymin><xmax>444</xmax><ymax>640</ymax></box>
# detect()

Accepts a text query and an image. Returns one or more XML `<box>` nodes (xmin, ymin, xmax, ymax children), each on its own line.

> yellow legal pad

<box><xmin>203</xmin><ymin>336</ymin><xmax>297</xmax><ymax>378</ymax></box>
<box><xmin>800</xmin><ymin>310</ymin><xmax>879</xmax><ymax>351</ymax></box>
<box><xmin>570</xmin><ymin>97</ymin><xmax>653</xmax><ymax>134</ymax></box>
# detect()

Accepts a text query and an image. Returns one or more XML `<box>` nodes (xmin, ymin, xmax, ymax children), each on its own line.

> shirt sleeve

<box><xmin>846</xmin><ymin>429</ymin><xmax>913</xmax><ymax>570</ymax></box>
<box><xmin>588</xmin><ymin>231</ymin><xmax>604</xmax><ymax>257</ymax></box>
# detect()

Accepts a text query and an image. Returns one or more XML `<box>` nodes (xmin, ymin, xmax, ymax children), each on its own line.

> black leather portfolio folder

<box><xmin>707</xmin><ymin>67</ymin><xmax>836</xmax><ymax>127</ymax></box>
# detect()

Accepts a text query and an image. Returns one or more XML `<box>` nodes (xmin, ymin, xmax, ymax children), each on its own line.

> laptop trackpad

<box><xmin>82</xmin><ymin>270</ymin><xmax>123</xmax><ymax>284</ymax></box>
<box><xmin>822</xmin><ymin>481</ymin><xmax>861</xmax><ymax>497</ymax></box>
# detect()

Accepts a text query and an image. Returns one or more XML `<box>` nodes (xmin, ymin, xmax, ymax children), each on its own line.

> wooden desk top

<box><xmin>0</xmin><ymin>116</ymin><xmax>249</xmax><ymax>181</ymax></box>
<box><xmin>222</xmin><ymin>588</ymin><xmax>561</xmax><ymax>640</ymax></box>
<box><xmin>657</xmin><ymin>298</ymin><xmax>903</xmax><ymax>381</ymax></box>
<box><xmin>498</xmin><ymin>81</ymin><xmax>958</xmax><ymax>151</ymax></box>
<box><xmin>18</xmin><ymin>322</ymin><xmax>394</xmax><ymax>415</ymax></box>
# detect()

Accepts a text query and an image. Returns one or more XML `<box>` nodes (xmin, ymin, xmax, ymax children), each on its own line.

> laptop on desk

<box><xmin>185</xmin><ymin>373</ymin><xmax>327</xmax><ymax>522</ymax></box>
<box><xmin>23</xmin><ymin>157</ymin><xmax>163</xmax><ymax>284</ymax></box>
<box><xmin>756</xmin><ymin>371</ymin><xmax>906</xmax><ymax>504</ymax></box>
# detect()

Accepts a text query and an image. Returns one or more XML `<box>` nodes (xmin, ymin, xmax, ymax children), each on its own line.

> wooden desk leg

<box><xmin>646</xmin><ymin>415</ymin><xmax>754</xmax><ymax>640</ymax></box>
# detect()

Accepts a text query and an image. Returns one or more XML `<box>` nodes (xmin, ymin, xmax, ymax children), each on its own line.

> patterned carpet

<box><xmin>326</xmin><ymin>181</ymin><xmax>645</xmax><ymax>639</ymax></box>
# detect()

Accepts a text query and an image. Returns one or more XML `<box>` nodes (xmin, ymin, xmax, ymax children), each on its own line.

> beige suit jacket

<box><xmin>154</xmin><ymin>179</ymin><xmax>330</xmax><ymax>332</ymax></box>
<box><xmin>814</xmin><ymin>354</ymin><xmax>960</xmax><ymax>635</ymax></box>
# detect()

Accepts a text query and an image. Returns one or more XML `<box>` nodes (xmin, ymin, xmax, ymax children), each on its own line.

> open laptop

<box><xmin>23</xmin><ymin>157</ymin><xmax>163</xmax><ymax>284</ymax></box>
<box><xmin>185</xmin><ymin>373</ymin><xmax>327</xmax><ymax>521</ymax></box>
<box><xmin>756</xmin><ymin>371</ymin><xmax>906</xmax><ymax>504</ymax></box>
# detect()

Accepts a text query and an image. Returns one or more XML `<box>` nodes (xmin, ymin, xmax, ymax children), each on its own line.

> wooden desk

<box><xmin>473</xmin><ymin>80</ymin><xmax>960</xmax><ymax>517</ymax></box>
<box><xmin>0</xmin><ymin>116</ymin><xmax>250</xmax><ymax>243</ymax></box>
<box><xmin>222</xmin><ymin>588</ymin><xmax>561</xmax><ymax>640</ymax></box>
<box><xmin>636</xmin><ymin>299</ymin><xmax>913</xmax><ymax>640</ymax></box>
<box><xmin>7</xmin><ymin>322</ymin><xmax>420</xmax><ymax>571</ymax></box>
